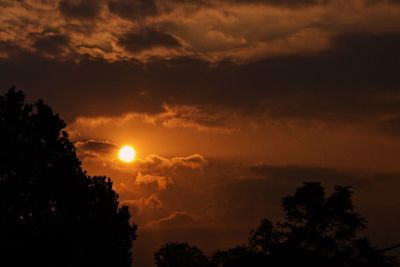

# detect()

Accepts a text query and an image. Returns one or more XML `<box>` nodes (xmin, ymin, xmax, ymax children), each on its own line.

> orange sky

<box><xmin>1</xmin><ymin>0</ymin><xmax>400</xmax><ymax>266</ymax></box>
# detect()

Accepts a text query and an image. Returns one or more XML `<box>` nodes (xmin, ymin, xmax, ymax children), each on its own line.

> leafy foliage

<box><xmin>0</xmin><ymin>88</ymin><xmax>137</xmax><ymax>267</ymax></box>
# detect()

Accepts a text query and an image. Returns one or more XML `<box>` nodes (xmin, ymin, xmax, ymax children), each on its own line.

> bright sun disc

<box><xmin>118</xmin><ymin>145</ymin><xmax>136</xmax><ymax>162</ymax></box>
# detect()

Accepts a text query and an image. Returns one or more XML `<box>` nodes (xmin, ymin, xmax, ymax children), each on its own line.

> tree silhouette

<box><xmin>0</xmin><ymin>88</ymin><xmax>137</xmax><ymax>267</ymax></box>
<box><xmin>154</xmin><ymin>243</ymin><xmax>210</xmax><ymax>267</ymax></box>
<box><xmin>248</xmin><ymin>182</ymin><xmax>395</xmax><ymax>267</ymax></box>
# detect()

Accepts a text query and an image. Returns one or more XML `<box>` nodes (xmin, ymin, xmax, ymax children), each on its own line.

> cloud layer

<box><xmin>2</xmin><ymin>1</ymin><xmax>400</xmax><ymax>136</ymax></box>
<box><xmin>1</xmin><ymin>0</ymin><xmax>400</xmax><ymax>62</ymax></box>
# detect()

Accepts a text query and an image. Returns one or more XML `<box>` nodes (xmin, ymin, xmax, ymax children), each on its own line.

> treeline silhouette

<box><xmin>0</xmin><ymin>88</ymin><xmax>398</xmax><ymax>267</ymax></box>
<box><xmin>0</xmin><ymin>88</ymin><xmax>136</xmax><ymax>267</ymax></box>
<box><xmin>154</xmin><ymin>182</ymin><xmax>398</xmax><ymax>267</ymax></box>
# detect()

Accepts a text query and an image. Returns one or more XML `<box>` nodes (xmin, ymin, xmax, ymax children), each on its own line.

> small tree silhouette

<box><xmin>0</xmin><ymin>88</ymin><xmax>137</xmax><ymax>267</ymax></box>
<box><xmin>154</xmin><ymin>243</ymin><xmax>210</xmax><ymax>267</ymax></box>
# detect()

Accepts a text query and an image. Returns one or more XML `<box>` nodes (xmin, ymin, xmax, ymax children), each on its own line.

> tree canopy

<box><xmin>0</xmin><ymin>88</ymin><xmax>137</xmax><ymax>267</ymax></box>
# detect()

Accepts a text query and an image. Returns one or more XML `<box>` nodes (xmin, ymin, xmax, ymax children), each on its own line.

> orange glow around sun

<box><xmin>118</xmin><ymin>145</ymin><xmax>136</xmax><ymax>162</ymax></box>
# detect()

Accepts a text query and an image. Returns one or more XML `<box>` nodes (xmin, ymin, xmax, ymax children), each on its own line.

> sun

<box><xmin>118</xmin><ymin>145</ymin><xmax>136</xmax><ymax>162</ymax></box>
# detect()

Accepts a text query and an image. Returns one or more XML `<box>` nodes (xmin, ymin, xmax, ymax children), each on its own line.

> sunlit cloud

<box><xmin>136</xmin><ymin>172</ymin><xmax>171</xmax><ymax>191</ymax></box>
<box><xmin>133</xmin><ymin>154</ymin><xmax>207</xmax><ymax>190</ymax></box>
<box><xmin>68</xmin><ymin>104</ymin><xmax>241</xmax><ymax>140</ymax></box>
<box><xmin>1</xmin><ymin>0</ymin><xmax>400</xmax><ymax>62</ymax></box>
<box><xmin>121</xmin><ymin>193</ymin><xmax>163</xmax><ymax>212</ymax></box>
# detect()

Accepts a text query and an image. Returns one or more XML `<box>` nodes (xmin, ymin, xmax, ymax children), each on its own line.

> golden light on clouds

<box><xmin>118</xmin><ymin>145</ymin><xmax>136</xmax><ymax>162</ymax></box>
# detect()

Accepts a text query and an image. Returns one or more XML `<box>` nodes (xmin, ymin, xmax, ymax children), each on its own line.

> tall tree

<box><xmin>0</xmin><ymin>88</ymin><xmax>137</xmax><ymax>267</ymax></box>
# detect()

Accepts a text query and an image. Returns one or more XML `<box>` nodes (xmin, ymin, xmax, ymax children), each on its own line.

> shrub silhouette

<box><xmin>154</xmin><ymin>242</ymin><xmax>210</xmax><ymax>267</ymax></box>
<box><xmin>0</xmin><ymin>88</ymin><xmax>137</xmax><ymax>267</ymax></box>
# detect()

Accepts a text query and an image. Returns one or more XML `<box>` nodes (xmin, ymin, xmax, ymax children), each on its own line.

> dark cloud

<box><xmin>376</xmin><ymin>117</ymin><xmax>400</xmax><ymax>136</ymax></box>
<box><xmin>143</xmin><ymin>33</ymin><xmax>400</xmax><ymax>122</ymax></box>
<box><xmin>0</xmin><ymin>55</ymin><xmax>153</xmax><ymax>120</ymax></box>
<box><xmin>108</xmin><ymin>0</ymin><xmax>158</xmax><ymax>20</ymax></box>
<box><xmin>75</xmin><ymin>139</ymin><xmax>118</xmax><ymax>159</ymax></box>
<box><xmin>118</xmin><ymin>28</ymin><xmax>182</xmax><ymax>53</ymax></box>
<box><xmin>228</xmin><ymin>0</ymin><xmax>328</xmax><ymax>8</ymax></box>
<box><xmin>367</xmin><ymin>0</ymin><xmax>400</xmax><ymax>5</ymax></box>
<box><xmin>1</xmin><ymin>33</ymin><xmax>400</xmax><ymax>129</ymax></box>
<box><xmin>250</xmin><ymin>164</ymin><xmax>362</xmax><ymax>186</ymax></box>
<box><xmin>0</xmin><ymin>41</ymin><xmax>23</xmax><ymax>58</ymax></box>
<box><xmin>0</xmin><ymin>1</ymin><xmax>12</xmax><ymax>8</ymax></box>
<box><xmin>219</xmin><ymin>33</ymin><xmax>400</xmax><ymax>120</ymax></box>
<box><xmin>75</xmin><ymin>139</ymin><xmax>117</xmax><ymax>153</ymax></box>
<box><xmin>164</xmin><ymin>0</ymin><xmax>328</xmax><ymax>8</ymax></box>
<box><xmin>161</xmin><ymin>104</ymin><xmax>237</xmax><ymax>133</ymax></box>
<box><xmin>33</xmin><ymin>34</ymin><xmax>70</xmax><ymax>55</ymax></box>
<box><xmin>59</xmin><ymin>0</ymin><xmax>103</xmax><ymax>19</ymax></box>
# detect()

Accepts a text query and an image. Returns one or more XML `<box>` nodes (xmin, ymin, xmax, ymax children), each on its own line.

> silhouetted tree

<box><xmin>211</xmin><ymin>246</ymin><xmax>266</xmax><ymax>267</ymax></box>
<box><xmin>0</xmin><ymin>88</ymin><xmax>137</xmax><ymax>267</ymax></box>
<box><xmin>154</xmin><ymin>242</ymin><xmax>210</xmax><ymax>267</ymax></box>
<box><xmin>249</xmin><ymin>182</ymin><xmax>396</xmax><ymax>267</ymax></box>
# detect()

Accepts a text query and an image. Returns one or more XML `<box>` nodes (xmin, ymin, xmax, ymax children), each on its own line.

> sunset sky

<box><xmin>1</xmin><ymin>0</ymin><xmax>400</xmax><ymax>266</ymax></box>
